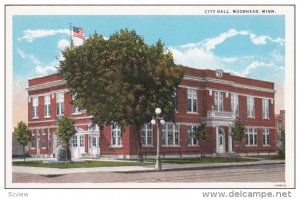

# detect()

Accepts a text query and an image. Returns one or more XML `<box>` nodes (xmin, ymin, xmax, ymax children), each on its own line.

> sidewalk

<box><xmin>12</xmin><ymin>159</ymin><xmax>285</xmax><ymax>175</ymax></box>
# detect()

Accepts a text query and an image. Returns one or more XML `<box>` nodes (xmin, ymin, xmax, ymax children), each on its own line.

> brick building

<box><xmin>26</xmin><ymin>67</ymin><xmax>277</xmax><ymax>158</ymax></box>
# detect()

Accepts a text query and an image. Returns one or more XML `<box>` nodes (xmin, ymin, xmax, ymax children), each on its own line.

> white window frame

<box><xmin>41</xmin><ymin>129</ymin><xmax>46</xmax><ymax>148</ymax></box>
<box><xmin>32</xmin><ymin>97</ymin><xmax>39</xmax><ymax>119</ymax></box>
<box><xmin>31</xmin><ymin>130</ymin><xmax>36</xmax><ymax>149</ymax></box>
<box><xmin>72</xmin><ymin>94</ymin><xmax>82</xmax><ymax>114</ymax></box>
<box><xmin>262</xmin><ymin>128</ymin><xmax>270</xmax><ymax>146</ymax></box>
<box><xmin>48</xmin><ymin>129</ymin><xmax>52</xmax><ymax>149</ymax></box>
<box><xmin>245</xmin><ymin>128</ymin><xmax>257</xmax><ymax>146</ymax></box>
<box><xmin>111</xmin><ymin>123</ymin><xmax>122</xmax><ymax>147</ymax></box>
<box><xmin>247</xmin><ymin>96</ymin><xmax>255</xmax><ymax>117</ymax></box>
<box><xmin>231</xmin><ymin>93</ymin><xmax>239</xmax><ymax>116</ymax></box>
<box><xmin>187</xmin><ymin>125</ymin><xmax>198</xmax><ymax>146</ymax></box>
<box><xmin>214</xmin><ymin>91</ymin><xmax>224</xmax><ymax>112</ymax></box>
<box><xmin>72</xmin><ymin>135</ymin><xmax>78</xmax><ymax>147</ymax></box>
<box><xmin>187</xmin><ymin>89</ymin><xmax>198</xmax><ymax>113</ymax></box>
<box><xmin>141</xmin><ymin>123</ymin><xmax>153</xmax><ymax>147</ymax></box>
<box><xmin>162</xmin><ymin>123</ymin><xmax>180</xmax><ymax>147</ymax></box>
<box><xmin>79</xmin><ymin>135</ymin><xmax>85</xmax><ymax>147</ymax></box>
<box><xmin>262</xmin><ymin>98</ymin><xmax>270</xmax><ymax>119</ymax></box>
<box><xmin>44</xmin><ymin>95</ymin><xmax>51</xmax><ymax>118</ymax></box>
<box><xmin>56</xmin><ymin>93</ymin><xmax>64</xmax><ymax>116</ymax></box>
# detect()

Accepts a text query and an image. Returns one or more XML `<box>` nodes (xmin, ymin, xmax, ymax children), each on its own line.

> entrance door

<box><xmin>218</xmin><ymin>133</ymin><xmax>225</xmax><ymax>153</ymax></box>
<box><xmin>71</xmin><ymin>134</ymin><xmax>85</xmax><ymax>158</ymax></box>
<box><xmin>88</xmin><ymin>136</ymin><xmax>98</xmax><ymax>157</ymax></box>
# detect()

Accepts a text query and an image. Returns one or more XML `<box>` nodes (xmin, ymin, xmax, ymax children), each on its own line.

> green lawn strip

<box><xmin>12</xmin><ymin>160</ymin><xmax>150</xmax><ymax>169</ymax></box>
<box><xmin>144</xmin><ymin>157</ymin><xmax>257</xmax><ymax>164</ymax></box>
<box><xmin>244</xmin><ymin>155</ymin><xmax>284</xmax><ymax>160</ymax></box>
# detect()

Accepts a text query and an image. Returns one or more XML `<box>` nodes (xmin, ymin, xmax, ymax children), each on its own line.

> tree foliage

<box><xmin>13</xmin><ymin>121</ymin><xmax>31</xmax><ymax>161</ymax></box>
<box><xmin>59</xmin><ymin>29</ymin><xmax>184</xmax><ymax>160</ymax></box>
<box><xmin>55</xmin><ymin>117</ymin><xmax>76</xmax><ymax>162</ymax></box>
<box><xmin>232</xmin><ymin>120</ymin><xmax>245</xmax><ymax>155</ymax></box>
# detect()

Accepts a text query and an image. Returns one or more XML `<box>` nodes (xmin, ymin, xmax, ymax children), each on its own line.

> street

<box><xmin>12</xmin><ymin>163</ymin><xmax>284</xmax><ymax>183</ymax></box>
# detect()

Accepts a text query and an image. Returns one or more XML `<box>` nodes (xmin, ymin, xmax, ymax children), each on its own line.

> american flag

<box><xmin>73</xmin><ymin>26</ymin><xmax>84</xmax><ymax>39</ymax></box>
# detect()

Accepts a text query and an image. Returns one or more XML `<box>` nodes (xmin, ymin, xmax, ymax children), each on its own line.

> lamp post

<box><xmin>151</xmin><ymin>108</ymin><xmax>165</xmax><ymax>171</ymax></box>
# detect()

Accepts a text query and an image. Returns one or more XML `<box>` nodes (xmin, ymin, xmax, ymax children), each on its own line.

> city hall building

<box><xmin>26</xmin><ymin>67</ymin><xmax>277</xmax><ymax>159</ymax></box>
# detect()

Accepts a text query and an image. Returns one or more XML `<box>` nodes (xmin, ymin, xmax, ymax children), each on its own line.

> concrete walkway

<box><xmin>12</xmin><ymin>159</ymin><xmax>285</xmax><ymax>175</ymax></box>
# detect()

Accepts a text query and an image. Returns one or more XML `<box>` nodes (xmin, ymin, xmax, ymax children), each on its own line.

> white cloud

<box><xmin>35</xmin><ymin>65</ymin><xmax>57</xmax><ymax>76</ymax></box>
<box><xmin>17</xmin><ymin>48</ymin><xmax>41</xmax><ymax>65</ymax></box>
<box><xmin>242</xmin><ymin>61</ymin><xmax>284</xmax><ymax>76</ymax></box>
<box><xmin>18</xmin><ymin>29</ymin><xmax>70</xmax><ymax>42</ymax></box>
<box><xmin>58</xmin><ymin>39</ymin><xmax>70</xmax><ymax>49</ymax></box>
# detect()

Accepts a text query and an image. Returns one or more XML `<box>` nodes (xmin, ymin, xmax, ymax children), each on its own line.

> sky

<box><xmin>12</xmin><ymin>15</ymin><xmax>285</xmax><ymax>125</ymax></box>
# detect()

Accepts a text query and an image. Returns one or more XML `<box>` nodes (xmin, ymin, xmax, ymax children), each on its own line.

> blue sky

<box><xmin>12</xmin><ymin>15</ymin><xmax>285</xmax><ymax>123</ymax></box>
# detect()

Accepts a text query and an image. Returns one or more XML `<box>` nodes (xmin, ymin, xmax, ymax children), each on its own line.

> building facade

<box><xmin>275</xmin><ymin>110</ymin><xmax>285</xmax><ymax>148</ymax></box>
<box><xmin>26</xmin><ymin>67</ymin><xmax>277</xmax><ymax>158</ymax></box>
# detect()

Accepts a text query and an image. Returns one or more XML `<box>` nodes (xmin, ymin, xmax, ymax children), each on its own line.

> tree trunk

<box><xmin>134</xmin><ymin>125</ymin><xmax>143</xmax><ymax>162</ymax></box>
<box><xmin>237</xmin><ymin>141</ymin><xmax>240</xmax><ymax>157</ymax></box>
<box><xmin>200</xmin><ymin>140</ymin><xmax>203</xmax><ymax>160</ymax></box>
<box><xmin>23</xmin><ymin>145</ymin><xmax>25</xmax><ymax>162</ymax></box>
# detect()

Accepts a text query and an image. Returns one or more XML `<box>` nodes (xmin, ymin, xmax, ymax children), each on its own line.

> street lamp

<box><xmin>151</xmin><ymin>107</ymin><xmax>165</xmax><ymax>171</ymax></box>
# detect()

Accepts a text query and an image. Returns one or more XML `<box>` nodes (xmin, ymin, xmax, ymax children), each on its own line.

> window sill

<box><xmin>263</xmin><ymin>144</ymin><xmax>271</xmax><ymax>147</ymax></box>
<box><xmin>162</xmin><ymin>145</ymin><xmax>181</xmax><ymax>148</ymax></box>
<box><xmin>187</xmin><ymin>145</ymin><xmax>199</xmax><ymax>147</ymax></box>
<box><xmin>44</xmin><ymin>116</ymin><xmax>51</xmax><ymax>119</ymax></box>
<box><xmin>142</xmin><ymin>145</ymin><xmax>154</xmax><ymax>148</ymax></box>
<box><xmin>262</xmin><ymin>117</ymin><xmax>270</xmax><ymax>120</ymax></box>
<box><xmin>245</xmin><ymin>145</ymin><xmax>258</xmax><ymax>147</ymax></box>
<box><xmin>32</xmin><ymin>117</ymin><xmax>39</xmax><ymax>120</ymax></box>
<box><xmin>247</xmin><ymin>116</ymin><xmax>255</xmax><ymax>118</ymax></box>
<box><xmin>109</xmin><ymin>145</ymin><xmax>123</xmax><ymax>148</ymax></box>
<box><xmin>72</xmin><ymin>112</ymin><xmax>82</xmax><ymax>115</ymax></box>
<box><xmin>187</xmin><ymin>112</ymin><xmax>199</xmax><ymax>114</ymax></box>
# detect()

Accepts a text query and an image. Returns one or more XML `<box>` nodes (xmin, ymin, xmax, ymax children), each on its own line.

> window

<box><xmin>72</xmin><ymin>135</ymin><xmax>78</xmax><ymax>147</ymax></box>
<box><xmin>31</xmin><ymin>130</ymin><xmax>35</xmax><ymax>148</ymax></box>
<box><xmin>48</xmin><ymin>129</ymin><xmax>52</xmax><ymax>148</ymax></box>
<box><xmin>44</xmin><ymin>95</ymin><xmax>51</xmax><ymax>117</ymax></box>
<box><xmin>173</xmin><ymin>90</ymin><xmax>178</xmax><ymax>111</ymax></box>
<box><xmin>56</xmin><ymin>93</ymin><xmax>64</xmax><ymax>116</ymax></box>
<box><xmin>231</xmin><ymin>93</ymin><xmax>239</xmax><ymax>115</ymax></box>
<box><xmin>262</xmin><ymin>98</ymin><xmax>270</xmax><ymax>118</ymax></box>
<box><xmin>92</xmin><ymin>137</ymin><xmax>97</xmax><ymax>147</ymax></box>
<box><xmin>214</xmin><ymin>91</ymin><xmax>224</xmax><ymax>111</ymax></box>
<box><xmin>245</xmin><ymin>128</ymin><xmax>257</xmax><ymax>146</ymax></box>
<box><xmin>187</xmin><ymin>125</ymin><xmax>197</xmax><ymax>146</ymax></box>
<box><xmin>111</xmin><ymin>123</ymin><xmax>122</xmax><ymax>146</ymax></box>
<box><xmin>247</xmin><ymin>96</ymin><xmax>255</xmax><ymax>117</ymax></box>
<box><xmin>72</xmin><ymin>94</ymin><xmax>82</xmax><ymax>114</ymax></box>
<box><xmin>263</xmin><ymin>128</ymin><xmax>270</xmax><ymax>145</ymax></box>
<box><xmin>187</xmin><ymin>89</ymin><xmax>198</xmax><ymax>113</ymax></box>
<box><xmin>141</xmin><ymin>123</ymin><xmax>153</xmax><ymax>147</ymax></box>
<box><xmin>80</xmin><ymin>135</ymin><xmax>84</xmax><ymax>147</ymax></box>
<box><xmin>32</xmin><ymin>97</ymin><xmax>38</xmax><ymax>118</ymax></box>
<box><xmin>41</xmin><ymin>129</ymin><xmax>46</xmax><ymax>148</ymax></box>
<box><xmin>162</xmin><ymin>123</ymin><xmax>179</xmax><ymax>146</ymax></box>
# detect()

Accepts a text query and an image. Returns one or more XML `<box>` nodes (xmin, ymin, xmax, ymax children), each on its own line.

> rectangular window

<box><xmin>72</xmin><ymin>135</ymin><xmax>78</xmax><ymax>147</ymax></box>
<box><xmin>187</xmin><ymin>89</ymin><xmax>198</xmax><ymax>113</ymax></box>
<box><xmin>41</xmin><ymin>129</ymin><xmax>46</xmax><ymax>148</ymax></box>
<box><xmin>92</xmin><ymin>137</ymin><xmax>97</xmax><ymax>147</ymax></box>
<box><xmin>32</xmin><ymin>97</ymin><xmax>38</xmax><ymax>118</ymax></box>
<box><xmin>56</xmin><ymin>93</ymin><xmax>64</xmax><ymax>116</ymax></box>
<box><xmin>141</xmin><ymin>123</ymin><xmax>153</xmax><ymax>147</ymax></box>
<box><xmin>263</xmin><ymin>128</ymin><xmax>270</xmax><ymax>145</ymax></box>
<box><xmin>231</xmin><ymin>93</ymin><xmax>239</xmax><ymax>116</ymax></box>
<box><xmin>187</xmin><ymin>125</ymin><xmax>197</xmax><ymax>146</ymax></box>
<box><xmin>72</xmin><ymin>94</ymin><xmax>82</xmax><ymax>114</ymax></box>
<box><xmin>162</xmin><ymin>123</ymin><xmax>180</xmax><ymax>146</ymax></box>
<box><xmin>214</xmin><ymin>91</ymin><xmax>224</xmax><ymax>112</ymax></box>
<box><xmin>80</xmin><ymin>135</ymin><xmax>84</xmax><ymax>147</ymax></box>
<box><xmin>262</xmin><ymin>98</ymin><xmax>270</xmax><ymax>119</ymax></box>
<box><xmin>111</xmin><ymin>123</ymin><xmax>122</xmax><ymax>146</ymax></box>
<box><xmin>245</xmin><ymin>128</ymin><xmax>257</xmax><ymax>146</ymax></box>
<box><xmin>48</xmin><ymin>129</ymin><xmax>52</xmax><ymax>148</ymax></box>
<box><xmin>31</xmin><ymin>130</ymin><xmax>36</xmax><ymax>148</ymax></box>
<box><xmin>247</xmin><ymin>96</ymin><xmax>255</xmax><ymax>117</ymax></box>
<box><xmin>44</xmin><ymin>95</ymin><xmax>51</xmax><ymax>117</ymax></box>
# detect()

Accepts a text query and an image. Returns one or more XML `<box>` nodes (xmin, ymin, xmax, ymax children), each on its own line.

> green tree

<box><xmin>13</xmin><ymin>121</ymin><xmax>31</xmax><ymax>161</ymax></box>
<box><xmin>232</xmin><ymin>120</ymin><xmax>245</xmax><ymax>156</ymax></box>
<box><xmin>194</xmin><ymin>123</ymin><xmax>207</xmax><ymax>159</ymax></box>
<box><xmin>278</xmin><ymin>130</ymin><xmax>285</xmax><ymax>159</ymax></box>
<box><xmin>59</xmin><ymin>29</ymin><xmax>184</xmax><ymax>161</ymax></box>
<box><xmin>55</xmin><ymin>117</ymin><xmax>76</xmax><ymax>162</ymax></box>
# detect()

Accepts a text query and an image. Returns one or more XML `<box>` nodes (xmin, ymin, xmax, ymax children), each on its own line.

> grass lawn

<box><xmin>245</xmin><ymin>155</ymin><xmax>285</xmax><ymax>160</ymax></box>
<box><xmin>144</xmin><ymin>157</ymin><xmax>256</xmax><ymax>164</ymax></box>
<box><xmin>12</xmin><ymin>160</ymin><xmax>150</xmax><ymax>169</ymax></box>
